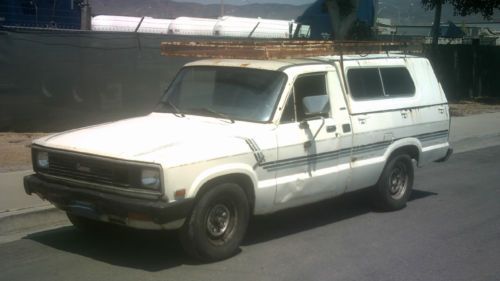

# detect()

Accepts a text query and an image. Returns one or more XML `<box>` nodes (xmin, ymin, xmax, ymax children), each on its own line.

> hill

<box><xmin>89</xmin><ymin>0</ymin><xmax>309</xmax><ymax>20</ymax></box>
<box><xmin>89</xmin><ymin>0</ymin><xmax>499</xmax><ymax>25</ymax></box>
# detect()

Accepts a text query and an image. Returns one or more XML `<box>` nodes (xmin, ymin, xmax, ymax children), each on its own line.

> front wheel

<box><xmin>371</xmin><ymin>154</ymin><xmax>414</xmax><ymax>211</ymax></box>
<box><xmin>179</xmin><ymin>183</ymin><xmax>250</xmax><ymax>262</ymax></box>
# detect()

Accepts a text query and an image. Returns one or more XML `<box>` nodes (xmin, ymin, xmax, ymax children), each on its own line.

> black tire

<box><xmin>371</xmin><ymin>154</ymin><xmax>414</xmax><ymax>211</ymax></box>
<box><xmin>66</xmin><ymin>212</ymin><xmax>104</xmax><ymax>232</ymax></box>
<box><xmin>179</xmin><ymin>182</ymin><xmax>250</xmax><ymax>262</ymax></box>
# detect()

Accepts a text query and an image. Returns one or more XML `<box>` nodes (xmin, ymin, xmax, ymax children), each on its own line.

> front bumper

<box><xmin>24</xmin><ymin>174</ymin><xmax>193</xmax><ymax>227</ymax></box>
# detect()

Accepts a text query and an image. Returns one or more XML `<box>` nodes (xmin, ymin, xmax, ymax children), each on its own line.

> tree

<box><xmin>324</xmin><ymin>0</ymin><xmax>359</xmax><ymax>40</ymax></box>
<box><xmin>422</xmin><ymin>0</ymin><xmax>500</xmax><ymax>46</ymax></box>
<box><xmin>324</xmin><ymin>0</ymin><xmax>375</xmax><ymax>40</ymax></box>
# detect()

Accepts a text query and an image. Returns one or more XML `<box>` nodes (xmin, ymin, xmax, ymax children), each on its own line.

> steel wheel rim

<box><xmin>206</xmin><ymin>204</ymin><xmax>231</xmax><ymax>238</ymax></box>
<box><xmin>389</xmin><ymin>162</ymin><xmax>408</xmax><ymax>200</ymax></box>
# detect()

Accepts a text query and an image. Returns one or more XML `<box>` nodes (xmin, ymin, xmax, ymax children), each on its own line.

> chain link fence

<box><xmin>1</xmin><ymin>27</ymin><xmax>499</xmax><ymax>132</ymax></box>
<box><xmin>424</xmin><ymin>44</ymin><xmax>500</xmax><ymax>102</ymax></box>
<box><xmin>0</xmin><ymin>28</ymin><xmax>193</xmax><ymax>131</ymax></box>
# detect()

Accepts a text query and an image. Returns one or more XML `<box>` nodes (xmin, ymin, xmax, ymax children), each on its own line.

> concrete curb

<box><xmin>0</xmin><ymin>205</ymin><xmax>55</xmax><ymax>219</ymax></box>
<box><xmin>0</xmin><ymin>205</ymin><xmax>67</xmax><ymax>239</ymax></box>
<box><xmin>451</xmin><ymin>133</ymin><xmax>500</xmax><ymax>154</ymax></box>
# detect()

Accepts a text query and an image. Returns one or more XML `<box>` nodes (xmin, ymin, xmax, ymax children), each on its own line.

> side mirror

<box><xmin>302</xmin><ymin>95</ymin><xmax>330</xmax><ymax>117</ymax></box>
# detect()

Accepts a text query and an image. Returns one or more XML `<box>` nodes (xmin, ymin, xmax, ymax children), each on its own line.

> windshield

<box><xmin>156</xmin><ymin>66</ymin><xmax>287</xmax><ymax>123</ymax></box>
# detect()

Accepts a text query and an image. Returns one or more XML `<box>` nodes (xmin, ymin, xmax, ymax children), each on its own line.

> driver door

<box><xmin>270</xmin><ymin>72</ymin><xmax>346</xmax><ymax>207</ymax></box>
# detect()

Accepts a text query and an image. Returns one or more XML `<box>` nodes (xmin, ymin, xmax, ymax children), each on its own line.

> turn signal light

<box><xmin>174</xmin><ymin>189</ymin><xmax>186</xmax><ymax>199</ymax></box>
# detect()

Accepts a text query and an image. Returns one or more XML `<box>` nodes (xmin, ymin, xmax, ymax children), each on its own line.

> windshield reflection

<box><xmin>157</xmin><ymin>66</ymin><xmax>287</xmax><ymax>123</ymax></box>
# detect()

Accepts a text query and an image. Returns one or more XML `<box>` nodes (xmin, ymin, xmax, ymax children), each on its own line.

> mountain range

<box><xmin>89</xmin><ymin>0</ymin><xmax>499</xmax><ymax>25</ymax></box>
<box><xmin>89</xmin><ymin>0</ymin><xmax>309</xmax><ymax>20</ymax></box>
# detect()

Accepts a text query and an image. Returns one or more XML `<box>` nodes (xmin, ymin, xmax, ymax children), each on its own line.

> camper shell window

<box><xmin>347</xmin><ymin>67</ymin><xmax>415</xmax><ymax>100</ymax></box>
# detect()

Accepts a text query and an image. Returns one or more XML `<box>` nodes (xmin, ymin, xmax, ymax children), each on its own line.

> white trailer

<box><xmin>214</xmin><ymin>16</ymin><xmax>296</xmax><ymax>38</ymax></box>
<box><xmin>137</xmin><ymin>18</ymin><xmax>173</xmax><ymax>34</ymax></box>
<box><xmin>91</xmin><ymin>15</ymin><xmax>310</xmax><ymax>38</ymax></box>
<box><xmin>92</xmin><ymin>15</ymin><xmax>142</xmax><ymax>32</ymax></box>
<box><xmin>168</xmin><ymin>17</ymin><xmax>218</xmax><ymax>36</ymax></box>
<box><xmin>91</xmin><ymin>15</ymin><xmax>172</xmax><ymax>34</ymax></box>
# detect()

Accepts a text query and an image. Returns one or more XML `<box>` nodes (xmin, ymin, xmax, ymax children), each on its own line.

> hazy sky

<box><xmin>172</xmin><ymin>0</ymin><xmax>316</xmax><ymax>5</ymax></box>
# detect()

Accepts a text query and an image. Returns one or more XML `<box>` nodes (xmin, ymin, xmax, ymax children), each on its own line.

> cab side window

<box><xmin>280</xmin><ymin>73</ymin><xmax>330</xmax><ymax>124</ymax></box>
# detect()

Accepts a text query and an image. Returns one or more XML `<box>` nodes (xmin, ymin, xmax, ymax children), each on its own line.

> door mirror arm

<box><xmin>303</xmin><ymin>116</ymin><xmax>325</xmax><ymax>149</ymax></box>
<box><xmin>299</xmin><ymin>120</ymin><xmax>309</xmax><ymax>129</ymax></box>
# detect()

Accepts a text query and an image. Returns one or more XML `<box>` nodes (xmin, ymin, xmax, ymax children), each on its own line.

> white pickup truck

<box><xmin>25</xmin><ymin>54</ymin><xmax>452</xmax><ymax>261</ymax></box>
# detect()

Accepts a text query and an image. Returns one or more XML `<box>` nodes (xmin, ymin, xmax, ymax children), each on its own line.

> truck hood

<box><xmin>34</xmin><ymin>113</ymin><xmax>271</xmax><ymax>164</ymax></box>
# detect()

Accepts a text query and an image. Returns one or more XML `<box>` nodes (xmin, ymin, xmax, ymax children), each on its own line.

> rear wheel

<box><xmin>179</xmin><ymin>182</ymin><xmax>250</xmax><ymax>262</ymax></box>
<box><xmin>371</xmin><ymin>154</ymin><xmax>414</xmax><ymax>211</ymax></box>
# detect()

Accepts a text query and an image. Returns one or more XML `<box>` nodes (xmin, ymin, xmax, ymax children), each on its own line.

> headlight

<box><xmin>141</xmin><ymin>168</ymin><xmax>161</xmax><ymax>189</ymax></box>
<box><xmin>36</xmin><ymin>151</ymin><xmax>49</xmax><ymax>169</ymax></box>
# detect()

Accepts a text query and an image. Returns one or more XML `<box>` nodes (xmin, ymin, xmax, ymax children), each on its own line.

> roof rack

<box><xmin>160</xmin><ymin>40</ymin><xmax>423</xmax><ymax>60</ymax></box>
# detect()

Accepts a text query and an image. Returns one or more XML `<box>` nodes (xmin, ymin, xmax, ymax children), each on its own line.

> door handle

<box><xmin>438</xmin><ymin>107</ymin><xmax>445</xmax><ymax>114</ymax></box>
<box><xmin>326</xmin><ymin>125</ymin><xmax>336</xmax><ymax>133</ymax></box>
<box><xmin>358</xmin><ymin>117</ymin><xmax>368</xmax><ymax>124</ymax></box>
<box><xmin>401</xmin><ymin>112</ymin><xmax>408</xmax><ymax>119</ymax></box>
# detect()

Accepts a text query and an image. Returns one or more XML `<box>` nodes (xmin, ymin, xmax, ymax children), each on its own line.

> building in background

<box><xmin>0</xmin><ymin>0</ymin><xmax>82</xmax><ymax>29</ymax></box>
<box><xmin>375</xmin><ymin>20</ymin><xmax>500</xmax><ymax>45</ymax></box>
<box><xmin>297</xmin><ymin>0</ymin><xmax>375</xmax><ymax>39</ymax></box>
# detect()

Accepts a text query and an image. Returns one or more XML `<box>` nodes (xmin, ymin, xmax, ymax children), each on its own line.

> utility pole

<box><xmin>220</xmin><ymin>0</ymin><xmax>225</xmax><ymax>17</ymax></box>
<box><xmin>431</xmin><ymin>1</ymin><xmax>442</xmax><ymax>47</ymax></box>
<box><xmin>80</xmin><ymin>0</ymin><xmax>92</xmax><ymax>30</ymax></box>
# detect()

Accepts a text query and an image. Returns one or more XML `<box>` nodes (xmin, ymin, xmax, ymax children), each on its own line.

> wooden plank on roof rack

<box><xmin>160</xmin><ymin>40</ymin><xmax>421</xmax><ymax>59</ymax></box>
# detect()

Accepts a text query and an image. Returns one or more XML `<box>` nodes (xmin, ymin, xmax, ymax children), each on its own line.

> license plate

<box><xmin>67</xmin><ymin>201</ymin><xmax>100</xmax><ymax>220</ymax></box>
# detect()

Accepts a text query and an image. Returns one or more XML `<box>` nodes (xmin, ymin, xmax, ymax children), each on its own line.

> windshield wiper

<box><xmin>189</xmin><ymin>108</ymin><xmax>235</xmax><ymax>123</ymax></box>
<box><xmin>158</xmin><ymin>100</ymin><xmax>185</xmax><ymax>118</ymax></box>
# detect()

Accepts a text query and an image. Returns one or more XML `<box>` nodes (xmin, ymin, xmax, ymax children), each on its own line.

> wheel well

<box><xmin>196</xmin><ymin>174</ymin><xmax>255</xmax><ymax>214</ymax></box>
<box><xmin>390</xmin><ymin>145</ymin><xmax>420</xmax><ymax>163</ymax></box>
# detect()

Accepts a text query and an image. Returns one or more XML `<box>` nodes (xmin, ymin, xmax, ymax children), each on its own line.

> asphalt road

<box><xmin>0</xmin><ymin>146</ymin><xmax>499</xmax><ymax>281</ymax></box>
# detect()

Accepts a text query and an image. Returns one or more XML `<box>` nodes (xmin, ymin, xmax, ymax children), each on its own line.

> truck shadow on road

<box><xmin>243</xmin><ymin>189</ymin><xmax>436</xmax><ymax>245</ymax></box>
<box><xmin>24</xmin><ymin>189</ymin><xmax>436</xmax><ymax>272</ymax></box>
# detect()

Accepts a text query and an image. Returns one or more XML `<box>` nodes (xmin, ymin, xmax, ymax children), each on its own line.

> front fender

<box><xmin>187</xmin><ymin>163</ymin><xmax>258</xmax><ymax>198</ymax></box>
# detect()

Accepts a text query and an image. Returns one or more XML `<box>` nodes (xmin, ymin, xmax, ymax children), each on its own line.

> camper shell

<box><xmin>24</xmin><ymin>53</ymin><xmax>452</xmax><ymax>261</ymax></box>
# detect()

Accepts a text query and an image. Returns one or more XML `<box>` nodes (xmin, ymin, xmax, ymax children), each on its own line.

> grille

<box><xmin>41</xmin><ymin>151</ymin><xmax>140</xmax><ymax>188</ymax></box>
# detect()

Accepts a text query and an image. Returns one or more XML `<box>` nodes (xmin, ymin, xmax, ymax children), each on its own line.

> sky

<box><xmin>172</xmin><ymin>0</ymin><xmax>316</xmax><ymax>5</ymax></box>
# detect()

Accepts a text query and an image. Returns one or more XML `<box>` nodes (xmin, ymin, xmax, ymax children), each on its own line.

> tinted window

<box><xmin>21</xmin><ymin>0</ymin><xmax>36</xmax><ymax>15</ymax></box>
<box><xmin>380</xmin><ymin>68</ymin><xmax>415</xmax><ymax>97</ymax></box>
<box><xmin>347</xmin><ymin>68</ymin><xmax>384</xmax><ymax>99</ymax></box>
<box><xmin>348</xmin><ymin>67</ymin><xmax>415</xmax><ymax>99</ymax></box>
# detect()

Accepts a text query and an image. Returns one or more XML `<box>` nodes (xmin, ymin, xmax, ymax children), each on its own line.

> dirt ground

<box><xmin>0</xmin><ymin>133</ymin><xmax>48</xmax><ymax>172</ymax></box>
<box><xmin>449</xmin><ymin>99</ymin><xmax>500</xmax><ymax>116</ymax></box>
<box><xmin>1</xmin><ymin>100</ymin><xmax>500</xmax><ymax>172</ymax></box>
